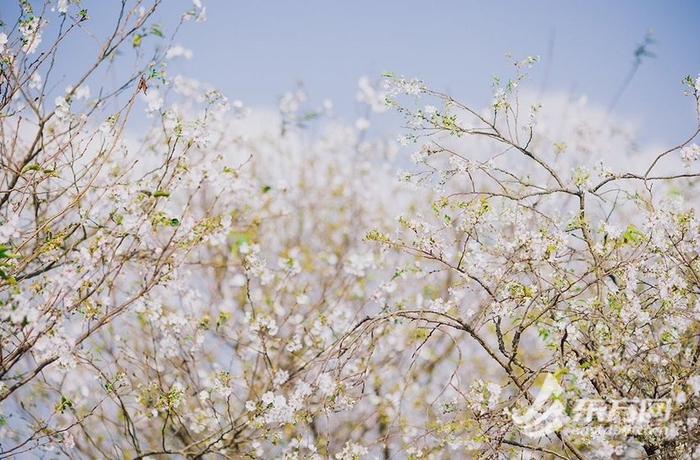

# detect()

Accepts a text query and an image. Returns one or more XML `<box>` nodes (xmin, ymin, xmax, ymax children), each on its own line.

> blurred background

<box><xmin>176</xmin><ymin>0</ymin><xmax>700</xmax><ymax>146</ymax></box>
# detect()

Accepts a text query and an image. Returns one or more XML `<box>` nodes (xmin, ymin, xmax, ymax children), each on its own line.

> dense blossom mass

<box><xmin>1</xmin><ymin>1</ymin><xmax>700</xmax><ymax>459</ymax></box>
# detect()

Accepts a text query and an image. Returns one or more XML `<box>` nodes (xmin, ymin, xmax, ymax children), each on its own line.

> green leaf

<box><xmin>150</xmin><ymin>24</ymin><xmax>165</xmax><ymax>38</ymax></box>
<box><xmin>55</xmin><ymin>395</ymin><xmax>73</xmax><ymax>414</ymax></box>
<box><xmin>22</xmin><ymin>163</ymin><xmax>42</xmax><ymax>173</ymax></box>
<box><xmin>132</xmin><ymin>34</ymin><xmax>143</xmax><ymax>48</ymax></box>
<box><xmin>622</xmin><ymin>225</ymin><xmax>644</xmax><ymax>245</ymax></box>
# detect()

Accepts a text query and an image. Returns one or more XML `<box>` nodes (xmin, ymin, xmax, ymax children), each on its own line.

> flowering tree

<box><xmin>364</xmin><ymin>68</ymin><xmax>700</xmax><ymax>459</ymax></box>
<box><xmin>1</xmin><ymin>2</ymin><xmax>700</xmax><ymax>459</ymax></box>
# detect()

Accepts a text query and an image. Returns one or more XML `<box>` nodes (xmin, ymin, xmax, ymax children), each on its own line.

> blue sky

<box><xmin>167</xmin><ymin>0</ymin><xmax>699</xmax><ymax>145</ymax></box>
<box><xmin>10</xmin><ymin>0</ymin><xmax>700</xmax><ymax>145</ymax></box>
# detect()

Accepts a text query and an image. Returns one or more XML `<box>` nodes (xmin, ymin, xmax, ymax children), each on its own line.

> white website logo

<box><xmin>508</xmin><ymin>374</ymin><xmax>672</xmax><ymax>437</ymax></box>
<box><xmin>509</xmin><ymin>374</ymin><xmax>567</xmax><ymax>437</ymax></box>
